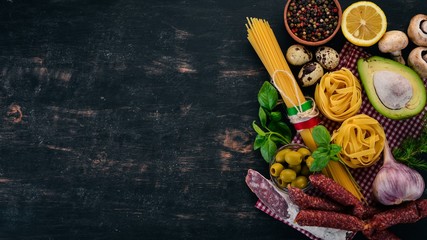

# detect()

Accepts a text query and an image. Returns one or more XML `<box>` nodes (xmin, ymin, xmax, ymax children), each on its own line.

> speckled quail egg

<box><xmin>286</xmin><ymin>44</ymin><xmax>313</xmax><ymax>66</ymax></box>
<box><xmin>315</xmin><ymin>46</ymin><xmax>340</xmax><ymax>71</ymax></box>
<box><xmin>298</xmin><ymin>62</ymin><xmax>324</xmax><ymax>87</ymax></box>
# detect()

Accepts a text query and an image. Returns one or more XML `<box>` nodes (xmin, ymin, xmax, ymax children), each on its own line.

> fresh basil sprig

<box><xmin>252</xmin><ymin>81</ymin><xmax>292</xmax><ymax>163</ymax></box>
<box><xmin>310</xmin><ymin>125</ymin><xmax>342</xmax><ymax>172</ymax></box>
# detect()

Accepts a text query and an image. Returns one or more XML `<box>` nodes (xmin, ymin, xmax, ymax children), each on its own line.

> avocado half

<box><xmin>357</xmin><ymin>56</ymin><xmax>427</xmax><ymax>120</ymax></box>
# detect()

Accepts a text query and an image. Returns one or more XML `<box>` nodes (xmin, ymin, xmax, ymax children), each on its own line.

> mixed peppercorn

<box><xmin>287</xmin><ymin>0</ymin><xmax>339</xmax><ymax>42</ymax></box>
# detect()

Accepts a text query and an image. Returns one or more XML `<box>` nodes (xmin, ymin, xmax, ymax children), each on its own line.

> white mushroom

<box><xmin>315</xmin><ymin>46</ymin><xmax>340</xmax><ymax>71</ymax></box>
<box><xmin>407</xmin><ymin>14</ymin><xmax>427</xmax><ymax>47</ymax></box>
<box><xmin>286</xmin><ymin>44</ymin><xmax>313</xmax><ymax>66</ymax></box>
<box><xmin>408</xmin><ymin>47</ymin><xmax>427</xmax><ymax>79</ymax></box>
<box><xmin>298</xmin><ymin>62</ymin><xmax>324</xmax><ymax>87</ymax></box>
<box><xmin>378</xmin><ymin>30</ymin><xmax>409</xmax><ymax>64</ymax></box>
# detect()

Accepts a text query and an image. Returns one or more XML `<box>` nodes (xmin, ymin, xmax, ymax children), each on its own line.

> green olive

<box><xmin>305</xmin><ymin>156</ymin><xmax>314</xmax><ymax>169</ymax></box>
<box><xmin>275</xmin><ymin>148</ymin><xmax>291</xmax><ymax>163</ymax></box>
<box><xmin>291</xmin><ymin>175</ymin><xmax>309</xmax><ymax>189</ymax></box>
<box><xmin>270</xmin><ymin>163</ymin><xmax>284</xmax><ymax>177</ymax></box>
<box><xmin>279</xmin><ymin>169</ymin><xmax>297</xmax><ymax>183</ymax></box>
<box><xmin>285</xmin><ymin>151</ymin><xmax>303</xmax><ymax>165</ymax></box>
<box><xmin>276</xmin><ymin>177</ymin><xmax>288</xmax><ymax>189</ymax></box>
<box><xmin>300</xmin><ymin>165</ymin><xmax>310</xmax><ymax>176</ymax></box>
<box><xmin>288</xmin><ymin>164</ymin><xmax>301</xmax><ymax>174</ymax></box>
<box><xmin>297</xmin><ymin>147</ymin><xmax>311</xmax><ymax>159</ymax></box>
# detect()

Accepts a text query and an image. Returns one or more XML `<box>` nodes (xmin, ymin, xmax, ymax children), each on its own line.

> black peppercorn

<box><xmin>287</xmin><ymin>0</ymin><xmax>339</xmax><ymax>42</ymax></box>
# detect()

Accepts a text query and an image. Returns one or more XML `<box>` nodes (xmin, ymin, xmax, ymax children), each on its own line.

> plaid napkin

<box><xmin>255</xmin><ymin>42</ymin><xmax>427</xmax><ymax>239</ymax></box>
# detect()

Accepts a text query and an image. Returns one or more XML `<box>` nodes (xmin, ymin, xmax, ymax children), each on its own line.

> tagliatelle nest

<box><xmin>315</xmin><ymin>68</ymin><xmax>362</xmax><ymax>122</ymax></box>
<box><xmin>331</xmin><ymin>114</ymin><xmax>386</xmax><ymax>168</ymax></box>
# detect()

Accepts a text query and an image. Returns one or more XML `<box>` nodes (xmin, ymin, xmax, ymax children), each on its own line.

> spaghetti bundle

<box><xmin>246</xmin><ymin>18</ymin><xmax>305</xmax><ymax>109</ymax></box>
<box><xmin>246</xmin><ymin>17</ymin><xmax>363</xmax><ymax>200</ymax></box>
<box><xmin>315</xmin><ymin>68</ymin><xmax>362</xmax><ymax>122</ymax></box>
<box><xmin>332</xmin><ymin>114</ymin><xmax>386</xmax><ymax>168</ymax></box>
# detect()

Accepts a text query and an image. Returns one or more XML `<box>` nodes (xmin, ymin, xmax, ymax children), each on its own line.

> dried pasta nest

<box><xmin>314</xmin><ymin>68</ymin><xmax>362</xmax><ymax>122</ymax></box>
<box><xmin>331</xmin><ymin>114</ymin><xmax>386</xmax><ymax>168</ymax></box>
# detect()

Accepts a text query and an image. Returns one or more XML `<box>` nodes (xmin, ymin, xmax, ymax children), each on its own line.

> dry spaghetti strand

<box><xmin>246</xmin><ymin>17</ymin><xmax>305</xmax><ymax>107</ymax></box>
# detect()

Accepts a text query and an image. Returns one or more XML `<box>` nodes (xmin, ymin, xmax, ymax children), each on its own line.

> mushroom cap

<box><xmin>378</xmin><ymin>30</ymin><xmax>409</xmax><ymax>53</ymax></box>
<box><xmin>407</xmin><ymin>14</ymin><xmax>427</xmax><ymax>47</ymax></box>
<box><xmin>408</xmin><ymin>47</ymin><xmax>427</xmax><ymax>79</ymax></box>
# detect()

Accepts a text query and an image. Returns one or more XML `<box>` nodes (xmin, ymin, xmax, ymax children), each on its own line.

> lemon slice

<box><xmin>341</xmin><ymin>1</ymin><xmax>387</xmax><ymax>47</ymax></box>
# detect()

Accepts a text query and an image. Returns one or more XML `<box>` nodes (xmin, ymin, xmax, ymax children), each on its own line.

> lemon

<box><xmin>341</xmin><ymin>1</ymin><xmax>387</xmax><ymax>47</ymax></box>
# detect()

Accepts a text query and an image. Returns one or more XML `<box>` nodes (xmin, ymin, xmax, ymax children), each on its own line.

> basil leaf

<box><xmin>270</xmin><ymin>111</ymin><xmax>282</xmax><ymax>122</ymax></box>
<box><xmin>310</xmin><ymin>146</ymin><xmax>330</xmax><ymax>172</ymax></box>
<box><xmin>270</xmin><ymin>135</ymin><xmax>288</xmax><ymax>145</ymax></box>
<box><xmin>268</xmin><ymin>121</ymin><xmax>292</xmax><ymax>143</ymax></box>
<box><xmin>312</xmin><ymin>146</ymin><xmax>329</xmax><ymax>158</ymax></box>
<box><xmin>258</xmin><ymin>81</ymin><xmax>278</xmax><ymax>111</ymax></box>
<box><xmin>310</xmin><ymin>150</ymin><xmax>330</xmax><ymax>172</ymax></box>
<box><xmin>254</xmin><ymin>134</ymin><xmax>266</xmax><ymax>150</ymax></box>
<box><xmin>252</xmin><ymin>121</ymin><xmax>266</xmax><ymax>136</ymax></box>
<box><xmin>260</xmin><ymin>138</ymin><xmax>277</xmax><ymax>163</ymax></box>
<box><xmin>258</xmin><ymin>107</ymin><xmax>267</xmax><ymax>127</ymax></box>
<box><xmin>310</xmin><ymin>157</ymin><xmax>330</xmax><ymax>172</ymax></box>
<box><xmin>312</xmin><ymin>125</ymin><xmax>331</xmax><ymax>146</ymax></box>
<box><xmin>329</xmin><ymin>144</ymin><xmax>342</xmax><ymax>156</ymax></box>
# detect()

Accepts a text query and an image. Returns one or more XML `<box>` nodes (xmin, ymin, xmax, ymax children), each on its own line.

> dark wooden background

<box><xmin>0</xmin><ymin>0</ymin><xmax>426</xmax><ymax>239</ymax></box>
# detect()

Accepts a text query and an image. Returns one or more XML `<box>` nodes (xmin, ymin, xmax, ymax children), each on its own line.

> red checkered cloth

<box><xmin>255</xmin><ymin>42</ymin><xmax>427</xmax><ymax>239</ymax></box>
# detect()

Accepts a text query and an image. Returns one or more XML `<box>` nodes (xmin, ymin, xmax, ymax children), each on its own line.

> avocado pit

<box><xmin>373</xmin><ymin>71</ymin><xmax>413</xmax><ymax>110</ymax></box>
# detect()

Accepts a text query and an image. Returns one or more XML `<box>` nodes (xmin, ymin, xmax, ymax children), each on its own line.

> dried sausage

<box><xmin>309</xmin><ymin>173</ymin><xmax>365</xmax><ymax>218</ymax></box>
<box><xmin>287</xmin><ymin>185</ymin><xmax>344</xmax><ymax>211</ymax></box>
<box><xmin>416</xmin><ymin>199</ymin><xmax>427</xmax><ymax>218</ymax></box>
<box><xmin>295</xmin><ymin>209</ymin><xmax>365</xmax><ymax>232</ymax></box>
<box><xmin>368</xmin><ymin>201</ymin><xmax>419</xmax><ymax>231</ymax></box>
<box><xmin>245</xmin><ymin>169</ymin><xmax>289</xmax><ymax>219</ymax></box>
<box><xmin>361</xmin><ymin>205</ymin><xmax>383</xmax><ymax>220</ymax></box>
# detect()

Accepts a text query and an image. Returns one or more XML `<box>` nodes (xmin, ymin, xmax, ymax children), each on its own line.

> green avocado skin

<box><xmin>357</xmin><ymin>56</ymin><xmax>427</xmax><ymax>120</ymax></box>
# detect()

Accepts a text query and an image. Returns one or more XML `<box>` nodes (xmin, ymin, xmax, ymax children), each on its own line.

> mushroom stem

<box><xmin>390</xmin><ymin>51</ymin><xmax>405</xmax><ymax>65</ymax></box>
<box><xmin>378</xmin><ymin>30</ymin><xmax>409</xmax><ymax>64</ymax></box>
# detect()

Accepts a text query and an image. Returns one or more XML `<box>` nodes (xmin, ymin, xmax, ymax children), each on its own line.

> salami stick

<box><xmin>368</xmin><ymin>201</ymin><xmax>419</xmax><ymax>231</ymax></box>
<box><xmin>309</xmin><ymin>173</ymin><xmax>365</xmax><ymax>218</ymax></box>
<box><xmin>361</xmin><ymin>205</ymin><xmax>383</xmax><ymax>220</ymax></box>
<box><xmin>295</xmin><ymin>209</ymin><xmax>365</xmax><ymax>232</ymax></box>
<box><xmin>287</xmin><ymin>185</ymin><xmax>344</xmax><ymax>212</ymax></box>
<box><xmin>245</xmin><ymin>169</ymin><xmax>289</xmax><ymax>219</ymax></box>
<box><xmin>416</xmin><ymin>199</ymin><xmax>427</xmax><ymax>218</ymax></box>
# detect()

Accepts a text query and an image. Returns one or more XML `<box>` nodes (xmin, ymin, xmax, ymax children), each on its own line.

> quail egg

<box><xmin>315</xmin><ymin>46</ymin><xmax>340</xmax><ymax>71</ymax></box>
<box><xmin>298</xmin><ymin>62</ymin><xmax>324</xmax><ymax>87</ymax></box>
<box><xmin>286</xmin><ymin>44</ymin><xmax>313</xmax><ymax>66</ymax></box>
